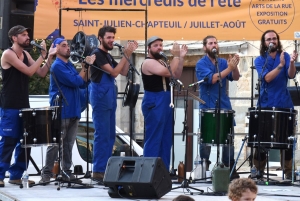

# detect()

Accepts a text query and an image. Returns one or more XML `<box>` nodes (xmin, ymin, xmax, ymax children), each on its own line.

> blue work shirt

<box><xmin>255</xmin><ymin>52</ymin><xmax>294</xmax><ymax>109</ymax></box>
<box><xmin>196</xmin><ymin>55</ymin><xmax>233</xmax><ymax>110</ymax></box>
<box><xmin>49</xmin><ymin>58</ymin><xmax>86</xmax><ymax>119</ymax></box>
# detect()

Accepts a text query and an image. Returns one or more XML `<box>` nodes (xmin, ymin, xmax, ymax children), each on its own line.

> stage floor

<box><xmin>1</xmin><ymin>170</ymin><xmax>300</xmax><ymax>201</ymax></box>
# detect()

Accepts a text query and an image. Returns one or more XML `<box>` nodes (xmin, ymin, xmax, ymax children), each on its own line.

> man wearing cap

<box><xmin>88</xmin><ymin>25</ymin><xmax>138</xmax><ymax>183</ymax></box>
<box><xmin>141</xmin><ymin>36</ymin><xmax>188</xmax><ymax>169</ymax></box>
<box><xmin>0</xmin><ymin>25</ymin><xmax>56</xmax><ymax>187</ymax></box>
<box><xmin>39</xmin><ymin>38</ymin><xmax>95</xmax><ymax>184</ymax></box>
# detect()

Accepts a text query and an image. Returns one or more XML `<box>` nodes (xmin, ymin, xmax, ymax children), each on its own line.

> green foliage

<box><xmin>29</xmin><ymin>74</ymin><xmax>50</xmax><ymax>95</ymax></box>
<box><xmin>28</xmin><ymin>40</ymin><xmax>52</xmax><ymax>95</ymax></box>
<box><xmin>0</xmin><ymin>40</ymin><xmax>52</xmax><ymax>95</ymax></box>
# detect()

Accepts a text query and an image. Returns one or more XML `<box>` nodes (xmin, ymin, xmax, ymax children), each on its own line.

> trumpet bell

<box><xmin>70</xmin><ymin>31</ymin><xmax>99</xmax><ymax>63</ymax></box>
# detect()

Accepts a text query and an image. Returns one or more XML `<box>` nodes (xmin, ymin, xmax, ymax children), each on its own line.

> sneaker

<box><xmin>8</xmin><ymin>179</ymin><xmax>35</xmax><ymax>185</ymax></box>
<box><xmin>0</xmin><ymin>180</ymin><xmax>4</xmax><ymax>187</ymax></box>
<box><xmin>39</xmin><ymin>175</ymin><xmax>51</xmax><ymax>185</ymax></box>
<box><xmin>92</xmin><ymin>172</ymin><xmax>104</xmax><ymax>182</ymax></box>
<box><xmin>62</xmin><ymin>171</ymin><xmax>82</xmax><ymax>183</ymax></box>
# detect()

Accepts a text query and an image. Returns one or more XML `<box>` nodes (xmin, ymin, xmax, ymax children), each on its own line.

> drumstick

<box><xmin>188</xmin><ymin>92</ymin><xmax>206</xmax><ymax>104</ymax></box>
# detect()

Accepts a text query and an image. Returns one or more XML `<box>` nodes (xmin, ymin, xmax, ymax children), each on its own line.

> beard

<box><xmin>62</xmin><ymin>53</ymin><xmax>70</xmax><ymax>59</ymax></box>
<box><xmin>206</xmin><ymin>48</ymin><xmax>218</xmax><ymax>59</ymax></box>
<box><xmin>269</xmin><ymin>45</ymin><xmax>277</xmax><ymax>53</ymax></box>
<box><xmin>150</xmin><ymin>50</ymin><xmax>163</xmax><ymax>60</ymax></box>
<box><xmin>58</xmin><ymin>50</ymin><xmax>70</xmax><ymax>59</ymax></box>
<box><xmin>19</xmin><ymin>40</ymin><xmax>30</xmax><ymax>48</ymax></box>
<box><xmin>102</xmin><ymin>40</ymin><xmax>113</xmax><ymax>51</ymax></box>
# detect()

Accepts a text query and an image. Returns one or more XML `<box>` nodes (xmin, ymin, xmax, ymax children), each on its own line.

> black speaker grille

<box><xmin>104</xmin><ymin>157</ymin><xmax>172</xmax><ymax>199</ymax></box>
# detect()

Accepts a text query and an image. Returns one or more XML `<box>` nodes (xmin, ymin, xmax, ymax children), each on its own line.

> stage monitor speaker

<box><xmin>0</xmin><ymin>0</ymin><xmax>34</xmax><ymax>50</ymax></box>
<box><xmin>103</xmin><ymin>156</ymin><xmax>172</xmax><ymax>199</ymax></box>
<box><xmin>0</xmin><ymin>0</ymin><xmax>11</xmax><ymax>50</ymax></box>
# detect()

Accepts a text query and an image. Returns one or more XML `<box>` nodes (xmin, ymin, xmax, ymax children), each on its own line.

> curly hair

<box><xmin>98</xmin><ymin>26</ymin><xmax>116</xmax><ymax>38</ymax></box>
<box><xmin>228</xmin><ymin>178</ymin><xmax>258</xmax><ymax>200</ymax></box>
<box><xmin>173</xmin><ymin>195</ymin><xmax>195</xmax><ymax>201</ymax></box>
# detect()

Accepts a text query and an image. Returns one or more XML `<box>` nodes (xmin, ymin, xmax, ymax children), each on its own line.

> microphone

<box><xmin>30</xmin><ymin>40</ymin><xmax>45</xmax><ymax>51</ymax></box>
<box><xmin>70</xmin><ymin>51</ymin><xmax>86</xmax><ymax>59</ymax></box>
<box><xmin>176</xmin><ymin>79</ymin><xmax>184</xmax><ymax>86</ymax></box>
<box><xmin>159</xmin><ymin>51</ymin><xmax>168</xmax><ymax>61</ymax></box>
<box><xmin>113</xmin><ymin>42</ymin><xmax>124</xmax><ymax>48</ymax></box>
<box><xmin>188</xmin><ymin>77</ymin><xmax>208</xmax><ymax>87</ymax></box>
<box><xmin>267</xmin><ymin>43</ymin><xmax>274</xmax><ymax>53</ymax></box>
<box><xmin>212</xmin><ymin>48</ymin><xmax>218</xmax><ymax>59</ymax></box>
<box><xmin>212</xmin><ymin>48</ymin><xmax>218</xmax><ymax>55</ymax></box>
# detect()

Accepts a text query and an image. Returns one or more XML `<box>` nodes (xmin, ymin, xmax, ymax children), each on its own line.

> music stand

<box><xmin>120</xmin><ymin>46</ymin><xmax>140</xmax><ymax>156</ymax></box>
<box><xmin>171</xmin><ymin>88</ymin><xmax>204</xmax><ymax>194</ymax></box>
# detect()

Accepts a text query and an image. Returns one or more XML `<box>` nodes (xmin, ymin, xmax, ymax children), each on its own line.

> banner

<box><xmin>34</xmin><ymin>0</ymin><xmax>300</xmax><ymax>40</ymax></box>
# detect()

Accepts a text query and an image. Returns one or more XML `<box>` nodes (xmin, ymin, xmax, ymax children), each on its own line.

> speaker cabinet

<box><xmin>103</xmin><ymin>157</ymin><xmax>172</xmax><ymax>199</ymax></box>
<box><xmin>0</xmin><ymin>0</ymin><xmax>34</xmax><ymax>50</ymax></box>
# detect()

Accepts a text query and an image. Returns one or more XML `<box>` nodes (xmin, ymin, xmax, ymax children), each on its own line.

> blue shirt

<box><xmin>196</xmin><ymin>55</ymin><xmax>233</xmax><ymax>109</ymax></box>
<box><xmin>49</xmin><ymin>58</ymin><xmax>86</xmax><ymax>119</ymax></box>
<box><xmin>255</xmin><ymin>52</ymin><xmax>294</xmax><ymax>109</ymax></box>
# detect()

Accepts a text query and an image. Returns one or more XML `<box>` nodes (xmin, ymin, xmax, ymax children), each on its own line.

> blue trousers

<box><xmin>142</xmin><ymin>91</ymin><xmax>173</xmax><ymax>170</ymax></box>
<box><xmin>89</xmin><ymin>82</ymin><xmax>116</xmax><ymax>173</ymax></box>
<box><xmin>0</xmin><ymin>108</ymin><xmax>31</xmax><ymax>180</ymax></box>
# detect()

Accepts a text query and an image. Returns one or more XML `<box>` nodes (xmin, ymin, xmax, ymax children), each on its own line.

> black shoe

<box><xmin>230</xmin><ymin>170</ymin><xmax>240</xmax><ymax>180</ymax></box>
<box><xmin>285</xmin><ymin>172</ymin><xmax>296</xmax><ymax>180</ymax></box>
<box><xmin>62</xmin><ymin>171</ymin><xmax>82</xmax><ymax>183</ymax></box>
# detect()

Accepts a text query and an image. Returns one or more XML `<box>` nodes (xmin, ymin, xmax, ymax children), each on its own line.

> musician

<box><xmin>39</xmin><ymin>38</ymin><xmax>95</xmax><ymax>184</ymax></box>
<box><xmin>196</xmin><ymin>35</ymin><xmax>240</xmax><ymax>179</ymax></box>
<box><xmin>89</xmin><ymin>26</ymin><xmax>138</xmax><ymax>183</ymax></box>
<box><xmin>0</xmin><ymin>25</ymin><xmax>56</xmax><ymax>187</ymax></box>
<box><xmin>254</xmin><ymin>30</ymin><xmax>298</xmax><ymax>179</ymax></box>
<box><xmin>141</xmin><ymin>36</ymin><xmax>188</xmax><ymax>169</ymax></box>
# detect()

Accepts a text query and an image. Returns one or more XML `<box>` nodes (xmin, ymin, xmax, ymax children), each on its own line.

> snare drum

<box><xmin>247</xmin><ymin>107</ymin><xmax>297</xmax><ymax>149</ymax></box>
<box><xmin>200</xmin><ymin>109</ymin><xmax>234</xmax><ymax>145</ymax></box>
<box><xmin>19</xmin><ymin>107</ymin><xmax>60</xmax><ymax>147</ymax></box>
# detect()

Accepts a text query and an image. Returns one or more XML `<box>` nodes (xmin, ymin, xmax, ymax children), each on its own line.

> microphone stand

<box><xmin>171</xmin><ymin>88</ymin><xmax>204</xmax><ymax>194</ymax></box>
<box><xmin>254</xmin><ymin>52</ymin><xmax>277</xmax><ymax>185</ymax></box>
<box><xmin>214</xmin><ymin>54</ymin><xmax>222</xmax><ymax>166</ymax></box>
<box><xmin>255</xmin><ymin>56</ymin><xmax>268</xmax><ymax>180</ymax></box>
<box><xmin>164</xmin><ymin>58</ymin><xmax>177</xmax><ymax>178</ymax></box>
<box><xmin>76</xmin><ymin>56</ymin><xmax>110</xmax><ymax>182</ymax></box>
<box><xmin>164</xmin><ymin>57</ymin><xmax>203</xmax><ymax>194</ymax></box>
<box><xmin>32</xmin><ymin>67</ymin><xmax>89</xmax><ymax>189</ymax></box>
<box><xmin>77</xmin><ymin>58</ymin><xmax>92</xmax><ymax>180</ymax></box>
<box><xmin>119</xmin><ymin>47</ymin><xmax>140</xmax><ymax>156</ymax></box>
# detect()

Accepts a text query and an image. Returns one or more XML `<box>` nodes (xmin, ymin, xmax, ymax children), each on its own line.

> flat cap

<box><xmin>8</xmin><ymin>25</ymin><xmax>31</xmax><ymax>38</ymax></box>
<box><xmin>147</xmin><ymin>36</ymin><xmax>163</xmax><ymax>46</ymax></box>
